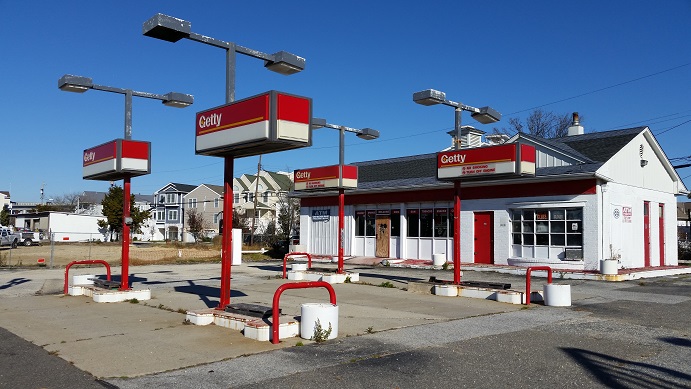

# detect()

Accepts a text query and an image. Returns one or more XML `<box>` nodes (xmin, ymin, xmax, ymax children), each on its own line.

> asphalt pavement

<box><xmin>1</xmin><ymin>260</ymin><xmax>689</xmax><ymax>388</ymax></box>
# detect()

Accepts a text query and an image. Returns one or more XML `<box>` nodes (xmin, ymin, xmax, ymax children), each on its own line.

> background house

<box><xmin>152</xmin><ymin>183</ymin><xmax>196</xmax><ymax>241</ymax></box>
<box><xmin>231</xmin><ymin>170</ymin><xmax>294</xmax><ymax>241</ymax></box>
<box><xmin>183</xmin><ymin>184</ymin><xmax>224</xmax><ymax>241</ymax></box>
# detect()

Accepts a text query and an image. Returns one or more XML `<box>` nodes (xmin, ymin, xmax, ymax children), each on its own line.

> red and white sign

<box><xmin>195</xmin><ymin>90</ymin><xmax>312</xmax><ymax>158</ymax></box>
<box><xmin>437</xmin><ymin>143</ymin><xmax>535</xmax><ymax>180</ymax></box>
<box><xmin>294</xmin><ymin>165</ymin><xmax>358</xmax><ymax>191</ymax></box>
<box><xmin>83</xmin><ymin>139</ymin><xmax>151</xmax><ymax>181</ymax></box>
<box><xmin>622</xmin><ymin>206</ymin><xmax>632</xmax><ymax>223</ymax></box>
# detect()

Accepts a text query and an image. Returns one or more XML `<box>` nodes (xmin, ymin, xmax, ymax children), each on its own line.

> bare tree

<box><xmin>494</xmin><ymin>109</ymin><xmax>575</xmax><ymax>139</ymax></box>
<box><xmin>186</xmin><ymin>209</ymin><xmax>208</xmax><ymax>243</ymax></box>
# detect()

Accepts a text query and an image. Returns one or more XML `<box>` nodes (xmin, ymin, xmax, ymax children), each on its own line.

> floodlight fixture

<box><xmin>356</xmin><ymin>128</ymin><xmax>380</xmax><ymax>140</ymax></box>
<box><xmin>142</xmin><ymin>13</ymin><xmax>191</xmax><ymax>42</ymax></box>
<box><xmin>58</xmin><ymin>75</ymin><xmax>93</xmax><ymax>93</ymax></box>
<box><xmin>413</xmin><ymin>89</ymin><xmax>446</xmax><ymax>106</ymax></box>
<box><xmin>471</xmin><ymin>106</ymin><xmax>502</xmax><ymax>124</ymax></box>
<box><xmin>265</xmin><ymin>51</ymin><xmax>306</xmax><ymax>75</ymax></box>
<box><xmin>162</xmin><ymin>92</ymin><xmax>194</xmax><ymax>108</ymax></box>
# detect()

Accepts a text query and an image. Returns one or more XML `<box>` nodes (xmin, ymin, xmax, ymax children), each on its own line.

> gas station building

<box><xmin>297</xmin><ymin>123</ymin><xmax>688</xmax><ymax>271</ymax></box>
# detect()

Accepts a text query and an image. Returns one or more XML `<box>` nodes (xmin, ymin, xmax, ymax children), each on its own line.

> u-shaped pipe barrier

<box><xmin>271</xmin><ymin>281</ymin><xmax>336</xmax><ymax>344</ymax></box>
<box><xmin>64</xmin><ymin>260</ymin><xmax>112</xmax><ymax>295</ymax></box>
<box><xmin>282</xmin><ymin>252</ymin><xmax>313</xmax><ymax>279</ymax></box>
<box><xmin>525</xmin><ymin>266</ymin><xmax>552</xmax><ymax>305</ymax></box>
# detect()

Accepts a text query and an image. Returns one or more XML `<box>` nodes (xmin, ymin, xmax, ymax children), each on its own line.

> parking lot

<box><xmin>1</xmin><ymin>260</ymin><xmax>689</xmax><ymax>388</ymax></box>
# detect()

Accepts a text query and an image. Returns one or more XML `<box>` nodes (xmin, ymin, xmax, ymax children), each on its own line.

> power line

<box><xmin>505</xmin><ymin>62</ymin><xmax>691</xmax><ymax>116</ymax></box>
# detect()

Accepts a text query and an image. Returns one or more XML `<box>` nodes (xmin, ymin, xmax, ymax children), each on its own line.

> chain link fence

<box><xmin>0</xmin><ymin>231</ymin><xmax>222</xmax><ymax>269</ymax></box>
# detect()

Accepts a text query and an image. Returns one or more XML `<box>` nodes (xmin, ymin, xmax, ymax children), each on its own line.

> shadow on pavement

<box><xmin>0</xmin><ymin>278</ymin><xmax>31</xmax><ymax>290</ymax></box>
<box><xmin>174</xmin><ymin>280</ymin><xmax>247</xmax><ymax>308</ymax></box>
<box><xmin>659</xmin><ymin>336</ymin><xmax>691</xmax><ymax>348</ymax></box>
<box><xmin>561</xmin><ymin>347</ymin><xmax>691</xmax><ymax>388</ymax></box>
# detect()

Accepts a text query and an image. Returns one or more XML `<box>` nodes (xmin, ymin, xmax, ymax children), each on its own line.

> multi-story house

<box><xmin>153</xmin><ymin>183</ymin><xmax>196</xmax><ymax>241</ymax></box>
<box><xmin>183</xmin><ymin>184</ymin><xmax>224</xmax><ymax>240</ymax></box>
<box><xmin>232</xmin><ymin>170</ymin><xmax>294</xmax><ymax>236</ymax></box>
<box><xmin>0</xmin><ymin>191</ymin><xmax>10</xmax><ymax>211</ymax></box>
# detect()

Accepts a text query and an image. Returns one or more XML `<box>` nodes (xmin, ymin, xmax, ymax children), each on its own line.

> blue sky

<box><xmin>2</xmin><ymin>1</ymin><xmax>691</xmax><ymax>202</ymax></box>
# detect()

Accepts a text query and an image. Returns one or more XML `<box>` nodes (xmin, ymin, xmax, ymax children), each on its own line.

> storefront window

<box><xmin>407</xmin><ymin>209</ymin><xmax>419</xmax><ymax>237</ymax></box>
<box><xmin>512</xmin><ymin>207</ymin><xmax>584</xmax><ymax>259</ymax></box>
<box><xmin>391</xmin><ymin>210</ymin><xmax>400</xmax><ymax>237</ymax></box>
<box><xmin>434</xmin><ymin>208</ymin><xmax>448</xmax><ymax>237</ymax></box>
<box><xmin>420</xmin><ymin>209</ymin><xmax>434</xmax><ymax>237</ymax></box>
<box><xmin>355</xmin><ymin>211</ymin><xmax>366</xmax><ymax>236</ymax></box>
<box><xmin>366</xmin><ymin>210</ymin><xmax>376</xmax><ymax>236</ymax></box>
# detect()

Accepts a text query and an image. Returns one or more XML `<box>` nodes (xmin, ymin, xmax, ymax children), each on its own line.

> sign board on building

<box><xmin>294</xmin><ymin>165</ymin><xmax>358</xmax><ymax>191</ymax></box>
<box><xmin>312</xmin><ymin>209</ymin><xmax>330</xmax><ymax>222</ymax></box>
<box><xmin>622</xmin><ymin>206</ymin><xmax>632</xmax><ymax>223</ymax></box>
<box><xmin>195</xmin><ymin>90</ymin><xmax>312</xmax><ymax>158</ymax></box>
<box><xmin>83</xmin><ymin>139</ymin><xmax>151</xmax><ymax>181</ymax></box>
<box><xmin>437</xmin><ymin>143</ymin><xmax>535</xmax><ymax>181</ymax></box>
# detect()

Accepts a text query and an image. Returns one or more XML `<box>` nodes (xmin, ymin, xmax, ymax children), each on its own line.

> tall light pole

<box><xmin>311</xmin><ymin>118</ymin><xmax>379</xmax><ymax>274</ymax></box>
<box><xmin>143</xmin><ymin>13</ymin><xmax>305</xmax><ymax>310</ymax></box>
<box><xmin>59</xmin><ymin>74</ymin><xmax>193</xmax><ymax>290</ymax></box>
<box><xmin>413</xmin><ymin>89</ymin><xmax>500</xmax><ymax>284</ymax></box>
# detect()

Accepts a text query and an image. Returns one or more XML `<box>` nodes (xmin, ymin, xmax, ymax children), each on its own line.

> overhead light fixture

<box><xmin>356</xmin><ymin>128</ymin><xmax>380</xmax><ymax>140</ymax></box>
<box><xmin>471</xmin><ymin>106</ymin><xmax>502</xmax><ymax>124</ymax></box>
<box><xmin>142</xmin><ymin>13</ymin><xmax>191</xmax><ymax>42</ymax></box>
<box><xmin>58</xmin><ymin>74</ymin><xmax>93</xmax><ymax>93</ymax></box>
<box><xmin>413</xmin><ymin>89</ymin><xmax>446</xmax><ymax>106</ymax></box>
<box><xmin>265</xmin><ymin>51</ymin><xmax>306</xmax><ymax>75</ymax></box>
<box><xmin>162</xmin><ymin>92</ymin><xmax>194</xmax><ymax>108</ymax></box>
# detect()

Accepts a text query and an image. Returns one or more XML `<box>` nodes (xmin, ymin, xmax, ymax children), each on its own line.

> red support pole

<box><xmin>338</xmin><ymin>188</ymin><xmax>345</xmax><ymax>274</ymax></box>
<box><xmin>453</xmin><ymin>181</ymin><xmax>461</xmax><ymax>284</ymax></box>
<box><xmin>120</xmin><ymin>177</ymin><xmax>131</xmax><ymax>291</ymax></box>
<box><xmin>271</xmin><ymin>281</ymin><xmax>337</xmax><ymax>344</ymax></box>
<box><xmin>217</xmin><ymin>157</ymin><xmax>234</xmax><ymax>310</ymax></box>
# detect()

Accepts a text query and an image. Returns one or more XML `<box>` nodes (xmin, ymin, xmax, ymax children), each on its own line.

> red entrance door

<box><xmin>644</xmin><ymin>201</ymin><xmax>651</xmax><ymax>267</ymax></box>
<box><xmin>659</xmin><ymin>204</ymin><xmax>665</xmax><ymax>266</ymax></box>
<box><xmin>474</xmin><ymin>212</ymin><xmax>493</xmax><ymax>264</ymax></box>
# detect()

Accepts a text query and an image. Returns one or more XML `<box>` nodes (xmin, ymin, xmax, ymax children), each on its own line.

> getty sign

<box><xmin>437</xmin><ymin>143</ymin><xmax>536</xmax><ymax>181</ymax></box>
<box><xmin>195</xmin><ymin>90</ymin><xmax>312</xmax><ymax>158</ymax></box>
<box><xmin>83</xmin><ymin>139</ymin><xmax>151</xmax><ymax>181</ymax></box>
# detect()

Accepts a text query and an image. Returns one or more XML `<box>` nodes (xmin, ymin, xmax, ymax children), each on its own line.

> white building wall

<box><xmin>48</xmin><ymin>213</ymin><xmax>108</xmax><ymax>242</ymax></box>
<box><xmin>602</xmin><ymin>181</ymin><xmax>677</xmax><ymax>267</ymax></box>
<box><xmin>302</xmin><ymin>205</ymin><xmax>354</xmax><ymax>257</ymax></box>
<box><xmin>599</xmin><ymin>133</ymin><xmax>677</xmax><ymax>193</ymax></box>
<box><xmin>301</xmin><ymin>182</ymin><xmax>677</xmax><ymax>270</ymax></box>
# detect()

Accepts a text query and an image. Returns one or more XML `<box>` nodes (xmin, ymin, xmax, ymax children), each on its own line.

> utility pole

<box><xmin>250</xmin><ymin>155</ymin><xmax>262</xmax><ymax>245</ymax></box>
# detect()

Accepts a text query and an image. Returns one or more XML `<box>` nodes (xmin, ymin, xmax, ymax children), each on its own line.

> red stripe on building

<box><xmin>301</xmin><ymin>179</ymin><xmax>597</xmax><ymax>207</ymax></box>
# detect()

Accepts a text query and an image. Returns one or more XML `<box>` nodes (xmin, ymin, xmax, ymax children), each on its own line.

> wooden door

<box><xmin>474</xmin><ymin>212</ymin><xmax>494</xmax><ymax>264</ymax></box>
<box><xmin>375</xmin><ymin>215</ymin><xmax>390</xmax><ymax>258</ymax></box>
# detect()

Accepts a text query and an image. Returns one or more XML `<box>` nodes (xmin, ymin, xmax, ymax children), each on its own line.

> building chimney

<box><xmin>567</xmin><ymin>112</ymin><xmax>584</xmax><ymax>136</ymax></box>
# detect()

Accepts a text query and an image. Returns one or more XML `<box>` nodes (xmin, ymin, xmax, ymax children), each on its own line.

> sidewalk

<box><xmin>0</xmin><ymin>262</ymin><xmax>522</xmax><ymax>378</ymax></box>
<box><xmin>342</xmin><ymin>256</ymin><xmax>691</xmax><ymax>281</ymax></box>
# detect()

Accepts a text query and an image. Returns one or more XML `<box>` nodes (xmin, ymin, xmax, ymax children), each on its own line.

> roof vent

<box><xmin>568</xmin><ymin>112</ymin><xmax>584</xmax><ymax>136</ymax></box>
<box><xmin>448</xmin><ymin>126</ymin><xmax>486</xmax><ymax>148</ymax></box>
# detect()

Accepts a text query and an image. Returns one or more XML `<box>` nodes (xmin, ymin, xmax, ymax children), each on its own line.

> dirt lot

<box><xmin>0</xmin><ymin>242</ymin><xmax>223</xmax><ymax>268</ymax></box>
